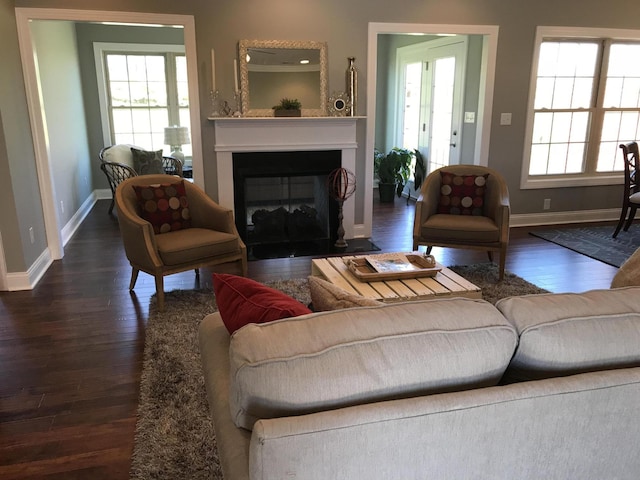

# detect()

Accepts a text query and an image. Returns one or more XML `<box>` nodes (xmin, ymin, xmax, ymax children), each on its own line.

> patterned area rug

<box><xmin>129</xmin><ymin>265</ymin><xmax>547</xmax><ymax>479</ymax></box>
<box><xmin>530</xmin><ymin>224</ymin><xmax>640</xmax><ymax>267</ymax></box>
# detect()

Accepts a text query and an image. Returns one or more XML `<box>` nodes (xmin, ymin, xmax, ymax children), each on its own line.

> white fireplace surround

<box><xmin>211</xmin><ymin>117</ymin><xmax>358</xmax><ymax>239</ymax></box>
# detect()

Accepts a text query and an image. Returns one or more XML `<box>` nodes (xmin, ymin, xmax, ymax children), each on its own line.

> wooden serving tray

<box><xmin>345</xmin><ymin>254</ymin><xmax>442</xmax><ymax>282</ymax></box>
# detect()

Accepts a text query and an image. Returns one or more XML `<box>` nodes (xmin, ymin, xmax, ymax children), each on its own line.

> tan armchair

<box><xmin>412</xmin><ymin>165</ymin><xmax>510</xmax><ymax>280</ymax></box>
<box><xmin>115</xmin><ymin>174</ymin><xmax>247</xmax><ymax>310</ymax></box>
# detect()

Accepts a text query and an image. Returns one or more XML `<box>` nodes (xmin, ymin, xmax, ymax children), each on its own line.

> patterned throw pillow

<box><xmin>133</xmin><ymin>180</ymin><xmax>191</xmax><ymax>234</ymax></box>
<box><xmin>438</xmin><ymin>171</ymin><xmax>489</xmax><ymax>216</ymax></box>
<box><xmin>130</xmin><ymin>147</ymin><xmax>165</xmax><ymax>175</ymax></box>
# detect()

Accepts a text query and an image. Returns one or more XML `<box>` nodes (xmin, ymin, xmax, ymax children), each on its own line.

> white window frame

<box><xmin>521</xmin><ymin>26</ymin><xmax>640</xmax><ymax>189</ymax></box>
<box><xmin>94</xmin><ymin>42</ymin><xmax>186</xmax><ymax>149</ymax></box>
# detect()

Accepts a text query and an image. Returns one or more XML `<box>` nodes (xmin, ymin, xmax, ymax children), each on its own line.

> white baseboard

<box><xmin>61</xmin><ymin>192</ymin><xmax>99</xmax><ymax>246</ymax></box>
<box><xmin>95</xmin><ymin>188</ymin><xmax>112</xmax><ymax>200</ymax></box>
<box><xmin>6</xmin><ymin>247</ymin><xmax>52</xmax><ymax>291</ymax></box>
<box><xmin>510</xmin><ymin>208</ymin><xmax>620</xmax><ymax>227</ymax></box>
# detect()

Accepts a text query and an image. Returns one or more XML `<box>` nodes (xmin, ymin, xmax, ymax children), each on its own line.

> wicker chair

<box><xmin>99</xmin><ymin>145</ymin><xmax>184</xmax><ymax>214</ymax></box>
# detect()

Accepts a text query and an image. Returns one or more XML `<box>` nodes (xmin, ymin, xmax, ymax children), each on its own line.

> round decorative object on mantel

<box><xmin>327</xmin><ymin>91</ymin><xmax>351</xmax><ymax>117</ymax></box>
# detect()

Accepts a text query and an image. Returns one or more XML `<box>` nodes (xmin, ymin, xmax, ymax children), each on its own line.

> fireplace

<box><xmin>211</xmin><ymin>117</ymin><xmax>361</xmax><ymax>245</ymax></box>
<box><xmin>233</xmin><ymin>151</ymin><xmax>340</xmax><ymax>257</ymax></box>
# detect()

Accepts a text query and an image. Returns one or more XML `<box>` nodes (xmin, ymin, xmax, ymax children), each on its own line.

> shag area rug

<box><xmin>530</xmin><ymin>224</ymin><xmax>640</xmax><ymax>267</ymax></box>
<box><xmin>129</xmin><ymin>264</ymin><xmax>547</xmax><ymax>479</ymax></box>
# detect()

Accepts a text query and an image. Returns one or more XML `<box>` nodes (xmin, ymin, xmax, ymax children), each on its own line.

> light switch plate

<box><xmin>500</xmin><ymin>113</ymin><xmax>512</xmax><ymax>125</ymax></box>
<box><xmin>464</xmin><ymin>112</ymin><xmax>475</xmax><ymax>123</ymax></box>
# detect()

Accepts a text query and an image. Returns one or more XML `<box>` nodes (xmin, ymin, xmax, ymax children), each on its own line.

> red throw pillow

<box><xmin>213</xmin><ymin>274</ymin><xmax>312</xmax><ymax>334</ymax></box>
<box><xmin>438</xmin><ymin>171</ymin><xmax>488</xmax><ymax>216</ymax></box>
<box><xmin>134</xmin><ymin>180</ymin><xmax>191</xmax><ymax>234</ymax></box>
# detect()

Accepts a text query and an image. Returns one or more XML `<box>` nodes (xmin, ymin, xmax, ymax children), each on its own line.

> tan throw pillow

<box><xmin>611</xmin><ymin>246</ymin><xmax>640</xmax><ymax>288</ymax></box>
<box><xmin>308</xmin><ymin>275</ymin><xmax>382</xmax><ymax>311</ymax></box>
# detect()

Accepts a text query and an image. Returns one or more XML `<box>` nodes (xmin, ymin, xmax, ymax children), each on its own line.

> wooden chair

<box><xmin>413</xmin><ymin>165</ymin><xmax>510</xmax><ymax>280</ymax></box>
<box><xmin>114</xmin><ymin>174</ymin><xmax>247</xmax><ymax>311</ymax></box>
<box><xmin>613</xmin><ymin>142</ymin><xmax>640</xmax><ymax>238</ymax></box>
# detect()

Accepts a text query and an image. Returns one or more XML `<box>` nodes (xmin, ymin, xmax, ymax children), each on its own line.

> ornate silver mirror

<box><xmin>238</xmin><ymin>39</ymin><xmax>328</xmax><ymax>117</ymax></box>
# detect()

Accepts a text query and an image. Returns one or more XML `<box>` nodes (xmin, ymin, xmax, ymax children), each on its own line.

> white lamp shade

<box><xmin>164</xmin><ymin>126</ymin><xmax>190</xmax><ymax>146</ymax></box>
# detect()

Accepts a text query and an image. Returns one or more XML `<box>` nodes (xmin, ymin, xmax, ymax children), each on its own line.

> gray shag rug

<box><xmin>129</xmin><ymin>264</ymin><xmax>547</xmax><ymax>479</ymax></box>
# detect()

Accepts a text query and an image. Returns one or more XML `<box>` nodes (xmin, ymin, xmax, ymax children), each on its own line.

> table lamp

<box><xmin>164</xmin><ymin>125</ymin><xmax>190</xmax><ymax>162</ymax></box>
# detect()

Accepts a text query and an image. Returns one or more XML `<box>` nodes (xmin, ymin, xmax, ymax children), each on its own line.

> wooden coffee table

<box><xmin>311</xmin><ymin>255</ymin><xmax>481</xmax><ymax>303</ymax></box>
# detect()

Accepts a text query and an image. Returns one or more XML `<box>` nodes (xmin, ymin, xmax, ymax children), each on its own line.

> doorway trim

<box><xmin>14</xmin><ymin>8</ymin><xmax>203</xmax><ymax>260</ymax></box>
<box><xmin>365</xmin><ymin>22</ymin><xmax>498</xmax><ymax>238</ymax></box>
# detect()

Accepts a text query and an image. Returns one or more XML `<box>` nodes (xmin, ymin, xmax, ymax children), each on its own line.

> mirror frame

<box><xmin>239</xmin><ymin>39</ymin><xmax>328</xmax><ymax>117</ymax></box>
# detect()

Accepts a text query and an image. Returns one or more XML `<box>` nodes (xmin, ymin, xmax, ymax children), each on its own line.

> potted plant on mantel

<box><xmin>272</xmin><ymin>98</ymin><xmax>302</xmax><ymax>117</ymax></box>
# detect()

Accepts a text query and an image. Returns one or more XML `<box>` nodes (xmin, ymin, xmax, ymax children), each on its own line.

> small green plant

<box><xmin>272</xmin><ymin>98</ymin><xmax>302</xmax><ymax>110</ymax></box>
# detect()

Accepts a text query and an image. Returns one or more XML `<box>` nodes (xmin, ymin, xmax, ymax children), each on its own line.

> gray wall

<box><xmin>3</xmin><ymin>0</ymin><xmax>639</xmax><ymax>276</ymax></box>
<box><xmin>31</xmin><ymin>20</ymin><xmax>92</xmax><ymax>231</ymax></box>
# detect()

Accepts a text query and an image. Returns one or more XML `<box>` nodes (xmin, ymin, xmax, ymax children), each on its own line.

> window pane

<box><xmin>129</xmin><ymin>82</ymin><xmax>150</xmax><ymax>106</ymax></box>
<box><xmin>106</xmin><ymin>55</ymin><xmax>128</xmax><ymax>81</ymax></box>
<box><xmin>596</xmin><ymin>141</ymin><xmax>620</xmax><ymax>171</ymax></box>
<box><xmin>146</xmin><ymin>56</ymin><xmax>165</xmax><ymax>79</ymax></box>
<box><xmin>109</xmin><ymin>81</ymin><xmax>131</xmax><ymax>106</ymax></box>
<box><xmin>601</xmin><ymin>111</ymin><xmax>621</xmax><ymax>141</ymax></box>
<box><xmin>572</xmin><ymin>78</ymin><xmax>593</xmax><ymax>108</ymax></box>
<box><xmin>532</xmin><ymin>112</ymin><xmax>553</xmax><ymax>144</ymax></box>
<box><xmin>530</xmin><ymin>144</ymin><xmax>550</xmax><ymax>175</ymax></box>
<box><xmin>620</xmin><ymin>111</ymin><xmax>640</xmax><ymax>140</ymax></box>
<box><xmin>131</xmin><ymin>109</ymin><xmax>152</xmax><ymax>133</ymax></box>
<box><xmin>550</xmin><ymin>112</ymin><xmax>572</xmax><ymax>143</ymax></box>
<box><xmin>552</xmin><ymin>78</ymin><xmax>574</xmax><ymax>109</ymax></box>
<box><xmin>112</xmin><ymin>109</ymin><xmax>133</xmax><ymax>133</ymax></box>
<box><xmin>548</xmin><ymin>143</ymin><xmax>569</xmax><ymax>174</ymax></box>
<box><xmin>534</xmin><ymin>77</ymin><xmax>554</xmax><ymax>109</ymax></box>
<box><xmin>605</xmin><ymin>44</ymin><xmax>640</xmax><ymax>107</ymax></box>
<box><xmin>176</xmin><ymin>56</ymin><xmax>188</xmax><ymax>83</ymax></box>
<box><xmin>569</xmin><ymin>112</ymin><xmax>589</xmax><ymax>142</ymax></box>
<box><xmin>127</xmin><ymin>56</ymin><xmax>147</xmax><ymax>81</ymax></box>
<box><xmin>150</xmin><ymin>108</ymin><xmax>169</xmax><ymax>132</ymax></box>
<box><xmin>147</xmin><ymin>81</ymin><xmax>168</xmax><ymax>106</ymax></box>
<box><xmin>566</xmin><ymin>143</ymin><xmax>585</xmax><ymax>173</ymax></box>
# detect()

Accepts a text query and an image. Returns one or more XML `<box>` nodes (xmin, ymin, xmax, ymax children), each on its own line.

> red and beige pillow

<box><xmin>438</xmin><ymin>171</ymin><xmax>488</xmax><ymax>216</ymax></box>
<box><xmin>133</xmin><ymin>180</ymin><xmax>191</xmax><ymax>234</ymax></box>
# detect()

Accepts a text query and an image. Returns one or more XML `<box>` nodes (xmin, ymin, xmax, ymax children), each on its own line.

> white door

<box><xmin>397</xmin><ymin>38</ymin><xmax>467</xmax><ymax>173</ymax></box>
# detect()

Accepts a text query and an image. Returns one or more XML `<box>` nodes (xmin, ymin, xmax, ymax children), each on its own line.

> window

<box><xmin>94</xmin><ymin>43</ymin><xmax>191</xmax><ymax>158</ymax></box>
<box><xmin>523</xmin><ymin>27</ymin><xmax>640</xmax><ymax>188</ymax></box>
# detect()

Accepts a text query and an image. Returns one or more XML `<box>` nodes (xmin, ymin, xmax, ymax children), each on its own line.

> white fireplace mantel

<box><xmin>210</xmin><ymin>116</ymin><xmax>360</xmax><ymax>238</ymax></box>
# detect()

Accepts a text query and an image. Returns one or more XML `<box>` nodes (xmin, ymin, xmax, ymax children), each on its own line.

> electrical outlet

<box><xmin>500</xmin><ymin>113</ymin><xmax>512</xmax><ymax>125</ymax></box>
<box><xmin>543</xmin><ymin>198</ymin><xmax>551</xmax><ymax>210</ymax></box>
<box><xmin>29</xmin><ymin>227</ymin><xmax>35</xmax><ymax>244</ymax></box>
<box><xmin>60</xmin><ymin>200</ymin><xmax>64</xmax><ymax>213</ymax></box>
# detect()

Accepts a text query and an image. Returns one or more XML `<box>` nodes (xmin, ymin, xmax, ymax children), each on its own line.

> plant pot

<box><xmin>274</xmin><ymin>109</ymin><xmax>301</xmax><ymax>117</ymax></box>
<box><xmin>378</xmin><ymin>183</ymin><xmax>397</xmax><ymax>203</ymax></box>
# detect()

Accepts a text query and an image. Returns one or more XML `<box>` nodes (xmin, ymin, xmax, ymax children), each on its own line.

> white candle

<box><xmin>234</xmin><ymin>58</ymin><xmax>239</xmax><ymax>93</ymax></box>
<box><xmin>211</xmin><ymin>49</ymin><xmax>216</xmax><ymax>92</ymax></box>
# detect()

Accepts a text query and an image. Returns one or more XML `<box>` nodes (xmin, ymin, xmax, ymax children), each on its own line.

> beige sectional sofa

<box><xmin>199</xmin><ymin>287</ymin><xmax>640</xmax><ymax>480</ymax></box>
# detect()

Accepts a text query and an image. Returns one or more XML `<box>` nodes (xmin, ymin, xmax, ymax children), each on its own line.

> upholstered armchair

<box><xmin>100</xmin><ymin>144</ymin><xmax>184</xmax><ymax>214</ymax></box>
<box><xmin>412</xmin><ymin>165</ymin><xmax>510</xmax><ymax>280</ymax></box>
<box><xmin>115</xmin><ymin>174</ymin><xmax>247</xmax><ymax>310</ymax></box>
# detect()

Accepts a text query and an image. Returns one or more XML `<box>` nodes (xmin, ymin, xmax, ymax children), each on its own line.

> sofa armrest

<box><xmin>199</xmin><ymin>313</ymin><xmax>251</xmax><ymax>480</ymax></box>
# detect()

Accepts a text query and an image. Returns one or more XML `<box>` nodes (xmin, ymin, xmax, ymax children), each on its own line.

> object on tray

<box><xmin>345</xmin><ymin>252</ymin><xmax>440</xmax><ymax>282</ymax></box>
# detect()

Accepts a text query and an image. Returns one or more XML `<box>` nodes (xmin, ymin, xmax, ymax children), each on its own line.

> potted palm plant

<box><xmin>374</xmin><ymin>147</ymin><xmax>414</xmax><ymax>203</ymax></box>
<box><xmin>272</xmin><ymin>98</ymin><xmax>302</xmax><ymax>117</ymax></box>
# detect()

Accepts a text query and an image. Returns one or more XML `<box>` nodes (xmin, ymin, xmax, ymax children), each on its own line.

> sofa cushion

<box><xmin>213</xmin><ymin>274</ymin><xmax>312</xmax><ymax>334</ymax></box>
<box><xmin>496</xmin><ymin>287</ymin><xmax>640</xmax><ymax>381</ymax></box>
<box><xmin>611</xmin><ymin>246</ymin><xmax>640</xmax><ymax>288</ymax></box>
<box><xmin>437</xmin><ymin>171</ymin><xmax>488</xmax><ymax>215</ymax></box>
<box><xmin>133</xmin><ymin>180</ymin><xmax>191</xmax><ymax>234</ymax></box>
<box><xmin>308</xmin><ymin>275</ymin><xmax>382</xmax><ymax>311</ymax></box>
<box><xmin>229</xmin><ymin>297</ymin><xmax>518</xmax><ymax>430</ymax></box>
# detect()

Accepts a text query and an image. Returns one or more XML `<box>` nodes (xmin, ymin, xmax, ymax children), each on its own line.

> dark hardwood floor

<box><xmin>0</xmin><ymin>196</ymin><xmax>618</xmax><ymax>479</ymax></box>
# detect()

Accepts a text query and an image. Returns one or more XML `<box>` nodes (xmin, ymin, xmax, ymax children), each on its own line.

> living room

<box><xmin>2</xmin><ymin>0</ymin><xmax>640</xmax><ymax>478</ymax></box>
